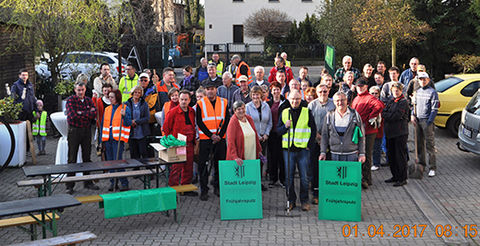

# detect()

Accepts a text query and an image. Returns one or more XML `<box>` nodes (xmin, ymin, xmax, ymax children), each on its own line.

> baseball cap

<box><xmin>238</xmin><ymin>75</ymin><xmax>248</xmax><ymax>82</ymax></box>
<box><xmin>139</xmin><ymin>73</ymin><xmax>149</xmax><ymax>80</ymax></box>
<box><xmin>417</xmin><ymin>72</ymin><xmax>429</xmax><ymax>79</ymax></box>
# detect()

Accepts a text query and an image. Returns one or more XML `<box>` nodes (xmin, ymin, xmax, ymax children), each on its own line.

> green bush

<box><xmin>0</xmin><ymin>97</ymin><xmax>23</xmax><ymax>123</ymax></box>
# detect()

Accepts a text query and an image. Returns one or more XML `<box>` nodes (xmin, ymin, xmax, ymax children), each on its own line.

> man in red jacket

<box><xmin>352</xmin><ymin>77</ymin><xmax>384</xmax><ymax>189</ymax></box>
<box><xmin>163</xmin><ymin>90</ymin><xmax>197</xmax><ymax>195</ymax></box>
<box><xmin>268</xmin><ymin>57</ymin><xmax>294</xmax><ymax>84</ymax></box>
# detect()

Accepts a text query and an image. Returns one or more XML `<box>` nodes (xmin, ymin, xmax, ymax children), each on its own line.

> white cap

<box><xmin>417</xmin><ymin>72</ymin><xmax>429</xmax><ymax>79</ymax></box>
<box><xmin>139</xmin><ymin>73</ymin><xmax>149</xmax><ymax>79</ymax></box>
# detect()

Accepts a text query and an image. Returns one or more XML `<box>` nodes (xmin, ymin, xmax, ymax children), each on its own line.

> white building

<box><xmin>205</xmin><ymin>0</ymin><xmax>320</xmax><ymax>48</ymax></box>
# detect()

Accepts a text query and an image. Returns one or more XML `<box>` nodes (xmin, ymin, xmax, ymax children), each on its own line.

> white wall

<box><xmin>205</xmin><ymin>0</ymin><xmax>321</xmax><ymax>44</ymax></box>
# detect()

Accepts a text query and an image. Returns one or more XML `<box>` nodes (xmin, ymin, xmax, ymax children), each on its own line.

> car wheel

<box><xmin>447</xmin><ymin>113</ymin><xmax>461</xmax><ymax>137</ymax></box>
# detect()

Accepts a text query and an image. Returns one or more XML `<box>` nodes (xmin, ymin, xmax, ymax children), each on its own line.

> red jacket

<box><xmin>352</xmin><ymin>90</ymin><xmax>385</xmax><ymax>135</ymax></box>
<box><xmin>226</xmin><ymin>114</ymin><xmax>262</xmax><ymax>160</ymax></box>
<box><xmin>93</xmin><ymin>97</ymin><xmax>106</xmax><ymax>128</ymax></box>
<box><xmin>268</xmin><ymin>66</ymin><xmax>294</xmax><ymax>84</ymax></box>
<box><xmin>163</xmin><ymin>105</ymin><xmax>196</xmax><ymax>144</ymax></box>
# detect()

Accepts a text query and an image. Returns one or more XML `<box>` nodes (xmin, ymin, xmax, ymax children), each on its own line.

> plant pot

<box><xmin>0</xmin><ymin>121</ymin><xmax>26</xmax><ymax>167</ymax></box>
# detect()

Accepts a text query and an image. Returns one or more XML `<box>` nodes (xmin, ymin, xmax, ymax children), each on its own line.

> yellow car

<box><xmin>434</xmin><ymin>73</ymin><xmax>480</xmax><ymax>136</ymax></box>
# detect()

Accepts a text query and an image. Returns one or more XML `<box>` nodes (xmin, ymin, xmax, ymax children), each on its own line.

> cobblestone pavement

<box><xmin>2</xmin><ymin>123</ymin><xmax>480</xmax><ymax>245</ymax></box>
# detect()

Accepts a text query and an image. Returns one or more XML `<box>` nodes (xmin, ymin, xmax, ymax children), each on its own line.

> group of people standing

<box><xmin>9</xmin><ymin>52</ymin><xmax>439</xmax><ymax>212</ymax></box>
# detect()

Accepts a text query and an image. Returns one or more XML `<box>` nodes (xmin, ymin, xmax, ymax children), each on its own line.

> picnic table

<box><xmin>0</xmin><ymin>194</ymin><xmax>80</xmax><ymax>239</ymax></box>
<box><xmin>21</xmin><ymin>158</ymin><xmax>182</xmax><ymax>197</ymax></box>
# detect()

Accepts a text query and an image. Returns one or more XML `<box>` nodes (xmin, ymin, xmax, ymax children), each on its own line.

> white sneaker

<box><xmin>371</xmin><ymin>166</ymin><xmax>379</xmax><ymax>171</ymax></box>
<box><xmin>428</xmin><ymin>170</ymin><xmax>436</xmax><ymax>177</ymax></box>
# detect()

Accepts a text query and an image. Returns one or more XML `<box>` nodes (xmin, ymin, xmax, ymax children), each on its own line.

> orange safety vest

<box><xmin>235</xmin><ymin>61</ymin><xmax>253</xmax><ymax>86</ymax></box>
<box><xmin>102</xmin><ymin>104</ymin><xmax>131</xmax><ymax>143</ymax></box>
<box><xmin>197</xmin><ymin>97</ymin><xmax>227</xmax><ymax>140</ymax></box>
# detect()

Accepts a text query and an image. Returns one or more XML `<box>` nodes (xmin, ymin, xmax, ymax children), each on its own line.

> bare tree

<box><xmin>244</xmin><ymin>8</ymin><xmax>292</xmax><ymax>42</ymax></box>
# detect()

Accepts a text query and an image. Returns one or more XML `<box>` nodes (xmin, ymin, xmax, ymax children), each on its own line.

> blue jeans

<box><xmin>283</xmin><ymin>149</ymin><xmax>309</xmax><ymax>204</ymax></box>
<box><xmin>35</xmin><ymin>136</ymin><xmax>46</xmax><ymax>152</ymax></box>
<box><xmin>331</xmin><ymin>153</ymin><xmax>358</xmax><ymax>162</ymax></box>
<box><xmin>105</xmin><ymin>139</ymin><xmax>128</xmax><ymax>186</ymax></box>
<box><xmin>373</xmin><ymin>138</ymin><xmax>382</xmax><ymax>167</ymax></box>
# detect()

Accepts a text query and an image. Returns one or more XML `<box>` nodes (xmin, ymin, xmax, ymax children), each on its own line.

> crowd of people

<box><xmin>8</xmin><ymin>52</ymin><xmax>440</xmax><ymax>212</ymax></box>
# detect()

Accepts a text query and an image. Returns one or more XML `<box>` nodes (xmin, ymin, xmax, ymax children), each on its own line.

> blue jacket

<box><xmin>399</xmin><ymin>68</ymin><xmax>414</xmax><ymax>87</ymax></box>
<box><xmin>11</xmin><ymin>78</ymin><xmax>36</xmax><ymax>113</ymax></box>
<box><xmin>245</xmin><ymin>101</ymin><xmax>273</xmax><ymax>137</ymax></box>
<box><xmin>126</xmin><ymin>97</ymin><xmax>151</xmax><ymax>139</ymax></box>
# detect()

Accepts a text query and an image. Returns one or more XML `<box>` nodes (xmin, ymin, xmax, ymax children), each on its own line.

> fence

<box><xmin>204</xmin><ymin>43</ymin><xmax>325</xmax><ymax>66</ymax></box>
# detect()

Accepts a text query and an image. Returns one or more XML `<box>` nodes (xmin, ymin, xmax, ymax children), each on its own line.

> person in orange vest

<box><xmin>160</xmin><ymin>87</ymin><xmax>179</xmax><ymax>127</ymax></box>
<box><xmin>102</xmin><ymin>89</ymin><xmax>132</xmax><ymax>191</ymax></box>
<box><xmin>231</xmin><ymin>54</ymin><xmax>253</xmax><ymax>86</ymax></box>
<box><xmin>196</xmin><ymin>80</ymin><xmax>230</xmax><ymax>201</ymax></box>
<box><xmin>156</xmin><ymin>67</ymin><xmax>180</xmax><ymax>110</ymax></box>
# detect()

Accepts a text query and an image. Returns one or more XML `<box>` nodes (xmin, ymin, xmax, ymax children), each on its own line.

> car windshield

<box><xmin>435</xmin><ymin>77</ymin><xmax>463</xmax><ymax>92</ymax></box>
<box><xmin>465</xmin><ymin>90</ymin><xmax>480</xmax><ymax>115</ymax></box>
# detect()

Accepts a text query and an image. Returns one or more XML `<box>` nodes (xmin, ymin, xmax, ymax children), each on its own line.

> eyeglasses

<box><xmin>370</xmin><ymin>92</ymin><xmax>379</xmax><ymax>95</ymax></box>
<box><xmin>140</xmin><ymin>79</ymin><xmax>148</xmax><ymax>82</ymax></box>
<box><xmin>319</xmin><ymin>90</ymin><xmax>328</xmax><ymax>93</ymax></box>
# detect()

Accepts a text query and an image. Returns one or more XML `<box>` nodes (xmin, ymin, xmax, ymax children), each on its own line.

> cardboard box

<box><xmin>149</xmin><ymin>134</ymin><xmax>187</xmax><ymax>162</ymax></box>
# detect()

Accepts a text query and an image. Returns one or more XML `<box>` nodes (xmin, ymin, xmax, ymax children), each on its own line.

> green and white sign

<box><xmin>318</xmin><ymin>160</ymin><xmax>361</xmax><ymax>222</ymax></box>
<box><xmin>324</xmin><ymin>45</ymin><xmax>336</xmax><ymax>77</ymax></box>
<box><xmin>219</xmin><ymin>160</ymin><xmax>263</xmax><ymax>220</ymax></box>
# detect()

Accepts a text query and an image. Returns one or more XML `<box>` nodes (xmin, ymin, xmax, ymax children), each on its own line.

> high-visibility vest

<box><xmin>197</xmin><ymin>97</ymin><xmax>227</xmax><ymax>140</ymax></box>
<box><xmin>273</xmin><ymin>60</ymin><xmax>291</xmax><ymax>67</ymax></box>
<box><xmin>119</xmin><ymin>74</ymin><xmax>139</xmax><ymax>102</ymax></box>
<box><xmin>102</xmin><ymin>104</ymin><xmax>131</xmax><ymax>143</ymax></box>
<box><xmin>235</xmin><ymin>61</ymin><xmax>253</xmax><ymax>85</ymax></box>
<box><xmin>281</xmin><ymin>107</ymin><xmax>311</xmax><ymax>148</ymax></box>
<box><xmin>209</xmin><ymin>60</ymin><xmax>224</xmax><ymax>77</ymax></box>
<box><xmin>32</xmin><ymin>111</ymin><xmax>47</xmax><ymax>136</ymax></box>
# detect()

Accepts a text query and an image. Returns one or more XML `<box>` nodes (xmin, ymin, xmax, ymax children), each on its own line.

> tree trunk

<box><xmin>391</xmin><ymin>37</ymin><xmax>397</xmax><ymax>67</ymax></box>
<box><xmin>185</xmin><ymin>0</ymin><xmax>192</xmax><ymax>28</ymax></box>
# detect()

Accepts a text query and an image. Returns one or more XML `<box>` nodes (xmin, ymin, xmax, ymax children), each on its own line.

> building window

<box><xmin>233</xmin><ymin>25</ymin><xmax>244</xmax><ymax>43</ymax></box>
<box><xmin>301</xmin><ymin>0</ymin><xmax>312</xmax><ymax>2</ymax></box>
<box><xmin>269</xmin><ymin>0</ymin><xmax>279</xmax><ymax>2</ymax></box>
<box><xmin>233</xmin><ymin>0</ymin><xmax>243</xmax><ymax>2</ymax></box>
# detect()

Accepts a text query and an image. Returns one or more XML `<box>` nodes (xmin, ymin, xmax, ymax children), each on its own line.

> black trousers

<box><xmin>67</xmin><ymin>126</ymin><xmax>92</xmax><ymax>189</ymax></box>
<box><xmin>386</xmin><ymin>135</ymin><xmax>408</xmax><ymax>182</ymax></box>
<box><xmin>129</xmin><ymin>137</ymin><xmax>148</xmax><ymax>159</ymax></box>
<box><xmin>198</xmin><ymin>139</ymin><xmax>226</xmax><ymax>193</ymax></box>
<box><xmin>267</xmin><ymin>131</ymin><xmax>285</xmax><ymax>184</ymax></box>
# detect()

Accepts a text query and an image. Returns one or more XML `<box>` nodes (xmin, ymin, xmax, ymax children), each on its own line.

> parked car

<box><xmin>35</xmin><ymin>51</ymin><xmax>128</xmax><ymax>82</ymax></box>
<box><xmin>433</xmin><ymin>74</ymin><xmax>480</xmax><ymax>136</ymax></box>
<box><xmin>458</xmin><ymin>89</ymin><xmax>480</xmax><ymax>155</ymax></box>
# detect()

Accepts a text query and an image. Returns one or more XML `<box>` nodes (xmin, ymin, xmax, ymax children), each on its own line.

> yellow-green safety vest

<box><xmin>273</xmin><ymin>60</ymin><xmax>291</xmax><ymax>67</ymax></box>
<box><xmin>32</xmin><ymin>111</ymin><xmax>47</xmax><ymax>136</ymax></box>
<box><xmin>281</xmin><ymin>107</ymin><xmax>311</xmax><ymax>148</ymax></box>
<box><xmin>209</xmin><ymin>60</ymin><xmax>224</xmax><ymax>77</ymax></box>
<box><xmin>119</xmin><ymin>74</ymin><xmax>139</xmax><ymax>102</ymax></box>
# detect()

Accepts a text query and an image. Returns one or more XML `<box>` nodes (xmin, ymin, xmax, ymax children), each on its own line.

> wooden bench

<box><xmin>0</xmin><ymin>213</ymin><xmax>60</xmax><ymax>240</ymax></box>
<box><xmin>17</xmin><ymin>169</ymin><xmax>157</xmax><ymax>187</ymax></box>
<box><xmin>11</xmin><ymin>231</ymin><xmax>96</xmax><ymax>246</ymax></box>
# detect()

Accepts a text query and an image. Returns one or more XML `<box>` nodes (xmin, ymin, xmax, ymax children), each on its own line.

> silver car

<box><xmin>458</xmin><ymin>89</ymin><xmax>480</xmax><ymax>155</ymax></box>
<box><xmin>36</xmin><ymin>51</ymin><xmax>128</xmax><ymax>81</ymax></box>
